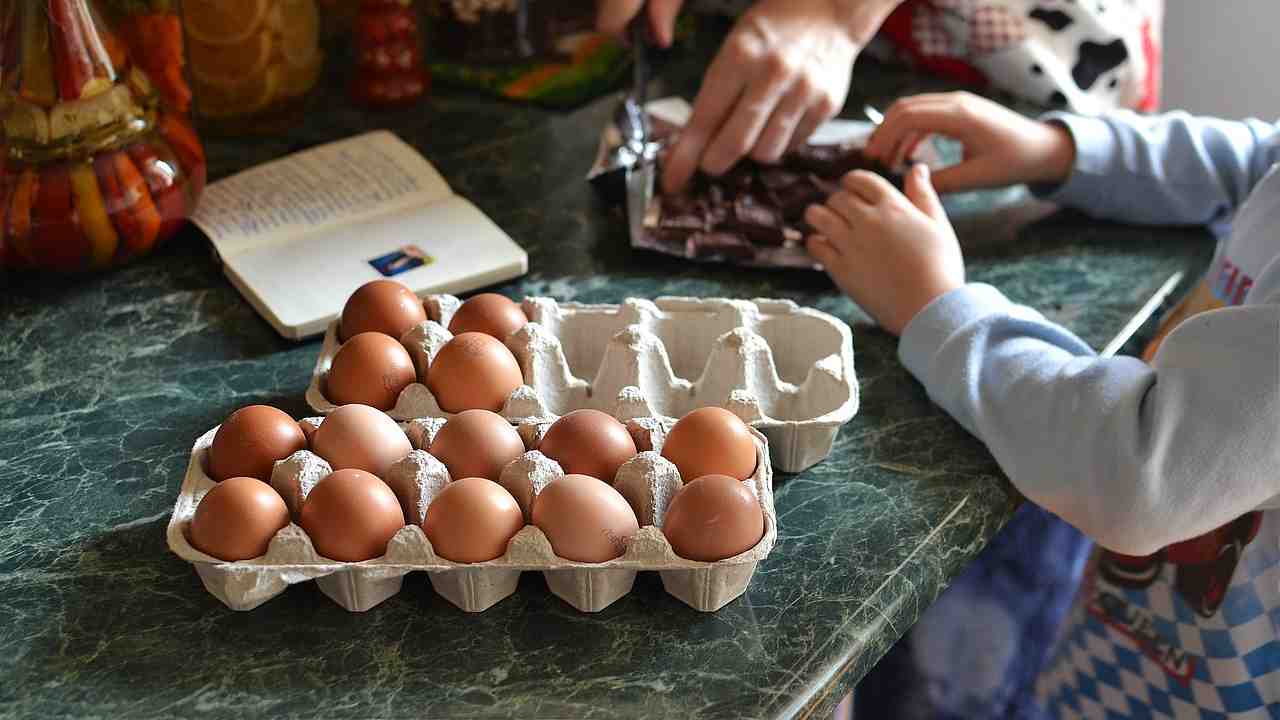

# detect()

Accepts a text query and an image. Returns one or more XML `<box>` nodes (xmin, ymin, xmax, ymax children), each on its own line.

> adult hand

<box><xmin>863</xmin><ymin>92</ymin><xmax>1077</xmax><ymax>193</ymax></box>
<box><xmin>597</xmin><ymin>0</ymin><xmax>685</xmax><ymax>48</ymax></box>
<box><xmin>662</xmin><ymin>0</ymin><xmax>879</xmax><ymax>193</ymax></box>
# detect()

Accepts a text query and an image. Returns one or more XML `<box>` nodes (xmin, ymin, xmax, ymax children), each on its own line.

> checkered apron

<box><xmin>1037</xmin><ymin>514</ymin><xmax>1280</xmax><ymax>719</ymax></box>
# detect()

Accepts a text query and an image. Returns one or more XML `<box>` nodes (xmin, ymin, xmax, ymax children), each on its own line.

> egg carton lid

<box><xmin>306</xmin><ymin>295</ymin><xmax>858</xmax><ymax>473</ymax></box>
<box><xmin>167</xmin><ymin>403</ymin><xmax>776</xmax><ymax>613</ymax></box>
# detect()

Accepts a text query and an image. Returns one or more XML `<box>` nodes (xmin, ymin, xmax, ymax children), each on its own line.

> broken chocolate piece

<box><xmin>704</xmin><ymin>201</ymin><xmax>729</xmax><ymax>228</ymax></box>
<box><xmin>809</xmin><ymin>174</ymin><xmax>842</xmax><ymax>196</ymax></box>
<box><xmin>660</xmin><ymin>210</ymin><xmax>706</xmax><ymax>232</ymax></box>
<box><xmin>656</xmin><ymin>228</ymin><xmax>696</xmax><ymax>246</ymax></box>
<box><xmin>787</xmin><ymin>143</ymin><xmax>874</xmax><ymax>176</ymax></box>
<box><xmin>686</xmin><ymin>231</ymin><xmax>757</xmax><ymax>260</ymax></box>
<box><xmin>728</xmin><ymin>194</ymin><xmax>789</xmax><ymax>245</ymax></box>
<box><xmin>758</xmin><ymin>168</ymin><xmax>804</xmax><ymax>192</ymax></box>
<box><xmin>705</xmin><ymin>182</ymin><xmax>726</xmax><ymax>207</ymax></box>
<box><xmin>644</xmin><ymin>127</ymin><xmax>913</xmax><ymax>264</ymax></box>
<box><xmin>770</xmin><ymin>182</ymin><xmax>828</xmax><ymax>221</ymax></box>
<box><xmin>661</xmin><ymin>191</ymin><xmax>702</xmax><ymax>216</ymax></box>
<box><xmin>786</xmin><ymin>144</ymin><xmax>839</xmax><ymax>174</ymax></box>
<box><xmin>721</xmin><ymin>163</ymin><xmax>757</xmax><ymax>193</ymax></box>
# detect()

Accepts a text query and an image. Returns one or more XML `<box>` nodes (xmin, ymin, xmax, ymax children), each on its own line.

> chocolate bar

<box><xmin>655</xmin><ymin>206</ymin><xmax>708</xmax><ymax>245</ymax></box>
<box><xmin>729</xmin><ymin>195</ymin><xmax>787</xmax><ymax>246</ymax></box>
<box><xmin>773</xmin><ymin>183</ymin><xmax>827</xmax><ymax>221</ymax></box>
<box><xmin>685</xmin><ymin>231</ymin><xmax>757</xmax><ymax>260</ymax></box>
<box><xmin>646</xmin><ymin>141</ymin><xmax>899</xmax><ymax>259</ymax></box>
<box><xmin>758</xmin><ymin>169</ymin><xmax>804</xmax><ymax>192</ymax></box>
<box><xmin>659</xmin><ymin>210</ymin><xmax>706</xmax><ymax>232</ymax></box>
<box><xmin>721</xmin><ymin>164</ymin><xmax>757</xmax><ymax>194</ymax></box>
<box><xmin>788</xmin><ymin>143</ymin><xmax>875</xmax><ymax>177</ymax></box>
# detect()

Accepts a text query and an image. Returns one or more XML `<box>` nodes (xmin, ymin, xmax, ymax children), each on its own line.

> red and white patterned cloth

<box><xmin>881</xmin><ymin>0</ymin><xmax>1162</xmax><ymax>112</ymax></box>
<box><xmin>691</xmin><ymin>0</ymin><xmax>1163</xmax><ymax>113</ymax></box>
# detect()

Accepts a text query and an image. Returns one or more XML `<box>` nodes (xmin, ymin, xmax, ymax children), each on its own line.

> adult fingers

<box><xmin>700</xmin><ymin>62</ymin><xmax>793</xmax><ymax>175</ymax></box>
<box><xmin>596</xmin><ymin>0</ymin><xmax>645</xmax><ymax>36</ymax></box>
<box><xmin>647</xmin><ymin>0</ymin><xmax>684</xmax><ymax>47</ymax></box>
<box><xmin>751</xmin><ymin>83</ymin><xmax>812</xmax><ymax>164</ymax></box>
<box><xmin>786</xmin><ymin>104</ymin><xmax>828</xmax><ymax>154</ymax></box>
<box><xmin>661</xmin><ymin>48</ymin><xmax>747</xmax><ymax>193</ymax></box>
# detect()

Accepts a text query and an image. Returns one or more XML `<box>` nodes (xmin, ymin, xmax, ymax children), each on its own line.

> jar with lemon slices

<box><xmin>0</xmin><ymin>1</ymin><xmax>206</xmax><ymax>273</ymax></box>
<box><xmin>183</xmin><ymin>0</ymin><xmax>324</xmax><ymax>135</ymax></box>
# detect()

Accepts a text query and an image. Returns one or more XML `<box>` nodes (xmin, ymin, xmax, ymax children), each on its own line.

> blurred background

<box><xmin>1163</xmin><ymin>1</ymin><xmax>1280</xmax><ymax>119</ymax></box>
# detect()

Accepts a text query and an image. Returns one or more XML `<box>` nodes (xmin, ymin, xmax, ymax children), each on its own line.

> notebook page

<box><xmin>222</xmin><ymin>195</ymin><xmax>527</xmax><ymax>339</ymax></box>
<box><xmin>191</xmin><ymin>130</ymin><xmax>452</xmax><ymax>257</ymax></box>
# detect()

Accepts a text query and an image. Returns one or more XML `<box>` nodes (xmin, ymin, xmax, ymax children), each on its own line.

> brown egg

<box><xmin>538</xmin><ymin>409</ymin><xmax>637</xmax><ymax>483</ymax></box>
<box><xmin>448</xmin><ymin>293</ymin><xmax>528</xmax><ymax>340</ymax></box>
<box><xmin>326</xmin><ymin>332</ymin><xmax>417</xmax><ymax>410</ymax></box>
<box><xmin>429</xmin><ymin>409</ymin><xmax>525</xmax><ymax>482</ymax></box>
<box><xmin>300</xmin><ymin>469</ymin><xmax>406</xmax><ymax>561</ymax></box>
<box><xmin>311</xmin><ymin>404</ymin><xmax>412</xmax><ymax>478</ymax></box>
<box><xmin>531</xmin><ymin>474</ymin><xmax>639</xmax><ymax>562</ymax></box>
<box><xmin>423</xmin><ymin>477</ymin><xmax>525</xmax><ymax>563</ymax></box>
<box><xmin>208</xmin><ymin>405</ymin><xmax>307</xmax><ymax>482</ymax></box>
<box><xmin>426</xmin><ymin>332</ymin><xmax>523</xmax><ymax>413</ymax></box>
<box><xmin>339</xmin><ymin>279</ymin><xmax>427</xmax><ymax>342</ymax></box>
<box><xmin>662</xmin><ymin>474</ymin><xmax>765</xmax><ymax>562</ymax></box>
<box><xmin>190</xmin><ymin>476</ymin><xmax>291</xmax><ymax>561</ymax></box>
<box><xmin>661</xmin><ymin>407</ymin><xmax>758</xmax><ymax>481</ymax></box>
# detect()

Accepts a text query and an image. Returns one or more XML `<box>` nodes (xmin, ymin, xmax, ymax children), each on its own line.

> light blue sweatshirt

<box><xmin>899</xmin><ymin>112</ymin><xmax>1280</xmax><ymax>716</ymax></box>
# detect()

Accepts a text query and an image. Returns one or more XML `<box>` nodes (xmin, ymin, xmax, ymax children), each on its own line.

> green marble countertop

<box><xmin>0</xmin><ymin>30</ymin><xmax>1213</xmax><ymax>720</ymax></box>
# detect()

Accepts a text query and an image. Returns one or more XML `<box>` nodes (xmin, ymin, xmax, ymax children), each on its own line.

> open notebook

<box><xmin>191</xmin><ymin>131</ymin><xmax>528</xmax><ymax>340</ymax></box>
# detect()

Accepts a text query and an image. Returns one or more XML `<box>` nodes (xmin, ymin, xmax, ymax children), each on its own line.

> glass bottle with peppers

<box><xmin>182</xmin><ymin>0</ymin><xmax>324</xmax><ymax>135</ymax></box>
<box><xmin>0</xmin><ymin>1</ymin><xmax>207</xmax><ymax>273</ymax></box>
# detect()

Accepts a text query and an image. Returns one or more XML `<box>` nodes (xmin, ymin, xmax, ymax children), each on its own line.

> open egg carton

<box><xmin>306</xmin><ymin>295</ymin><xmax>858</xmax><ymax>473</ymax></box>
<box><xmin>165</xmin><ymin>396</ymin><xmax>776</xmax><ymax>614</ymax></box>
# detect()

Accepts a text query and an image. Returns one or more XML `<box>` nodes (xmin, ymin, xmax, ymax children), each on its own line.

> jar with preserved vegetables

<box><xmin>0</xmin><ymin>0</ymin><xmax>207</xmax><ymax>273</ymax></box>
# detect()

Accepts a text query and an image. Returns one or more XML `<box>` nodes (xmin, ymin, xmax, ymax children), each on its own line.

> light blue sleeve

<box><xmin>897</xmin><ymin>282</ymin><xmax>1280</xmax><ymax>556</ymax></box>
<box><xmin>1036</xmin><ymin>111</ymin><xmax>1280</xmax><ymax>230</ymax></box>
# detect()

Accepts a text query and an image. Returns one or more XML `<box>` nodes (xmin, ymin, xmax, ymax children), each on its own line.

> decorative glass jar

<box><xmin>1</xmin><ymin>1</ymin><xmax>206</xmax><ymax>273</ymax></box>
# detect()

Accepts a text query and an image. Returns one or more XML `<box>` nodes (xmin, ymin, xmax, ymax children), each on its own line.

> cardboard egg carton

<box><xmin>306</xmin><ymin>295</ymin><xmax>858</xmax><ymax>473</ymax></box>
<box><xmin>166</xmin><ymin>397</ymin><xmax>776</xmax><ymax>614</ymax></box>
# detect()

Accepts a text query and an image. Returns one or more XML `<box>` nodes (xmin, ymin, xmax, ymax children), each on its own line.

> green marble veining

<box><xmin>0</xmin><ymin>26</ymin><xmax>1213</xmax><ymax>719</ymax></box>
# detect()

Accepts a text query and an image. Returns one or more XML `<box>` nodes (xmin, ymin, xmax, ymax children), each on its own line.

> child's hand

<box><xmin>805</xmin><ymin>164</ymin><xmax>963</xmax><ymax>335</ymax></box>
<box><xmin>863</xmin><ymin>92</ymin><xmax>1076</xmax><ymax>193</ymax></box>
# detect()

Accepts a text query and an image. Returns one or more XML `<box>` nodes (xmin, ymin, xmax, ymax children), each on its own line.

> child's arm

<box><xmin>864</xmin><ymin>92</ymin><xmax>1280</xmax><ymax>229</ymax></box>
<box><xmin>806</xmin><ymin>166</ymin><xmax>1280</xmax><ymax>556</ymax></box>
<box><xmin>901</xmin><ymin>281</ymin><xmax>1280</xmax><ymax>555</ymax></box>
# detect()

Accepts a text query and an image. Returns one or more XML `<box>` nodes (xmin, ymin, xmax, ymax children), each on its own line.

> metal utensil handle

<box><xmin>1099</xmin><ymin>270</ymin><xmax>1184</xmax><ymax>358</ymax></box>
<box><xmin>631</xmin><ymin>19</ymin><xmax>649</xmax><ymax>105</ymax></box>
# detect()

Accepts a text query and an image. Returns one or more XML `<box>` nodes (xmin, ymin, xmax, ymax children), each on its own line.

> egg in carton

<box><xmin>306</xmin><ymin>295</ymin><xmax>858</xmax><ymax>473</ymax></box>
<box><xmin>166</xmin><ymin>392</ymin><xmax>776</xmax><ymax>613</ymax></box>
